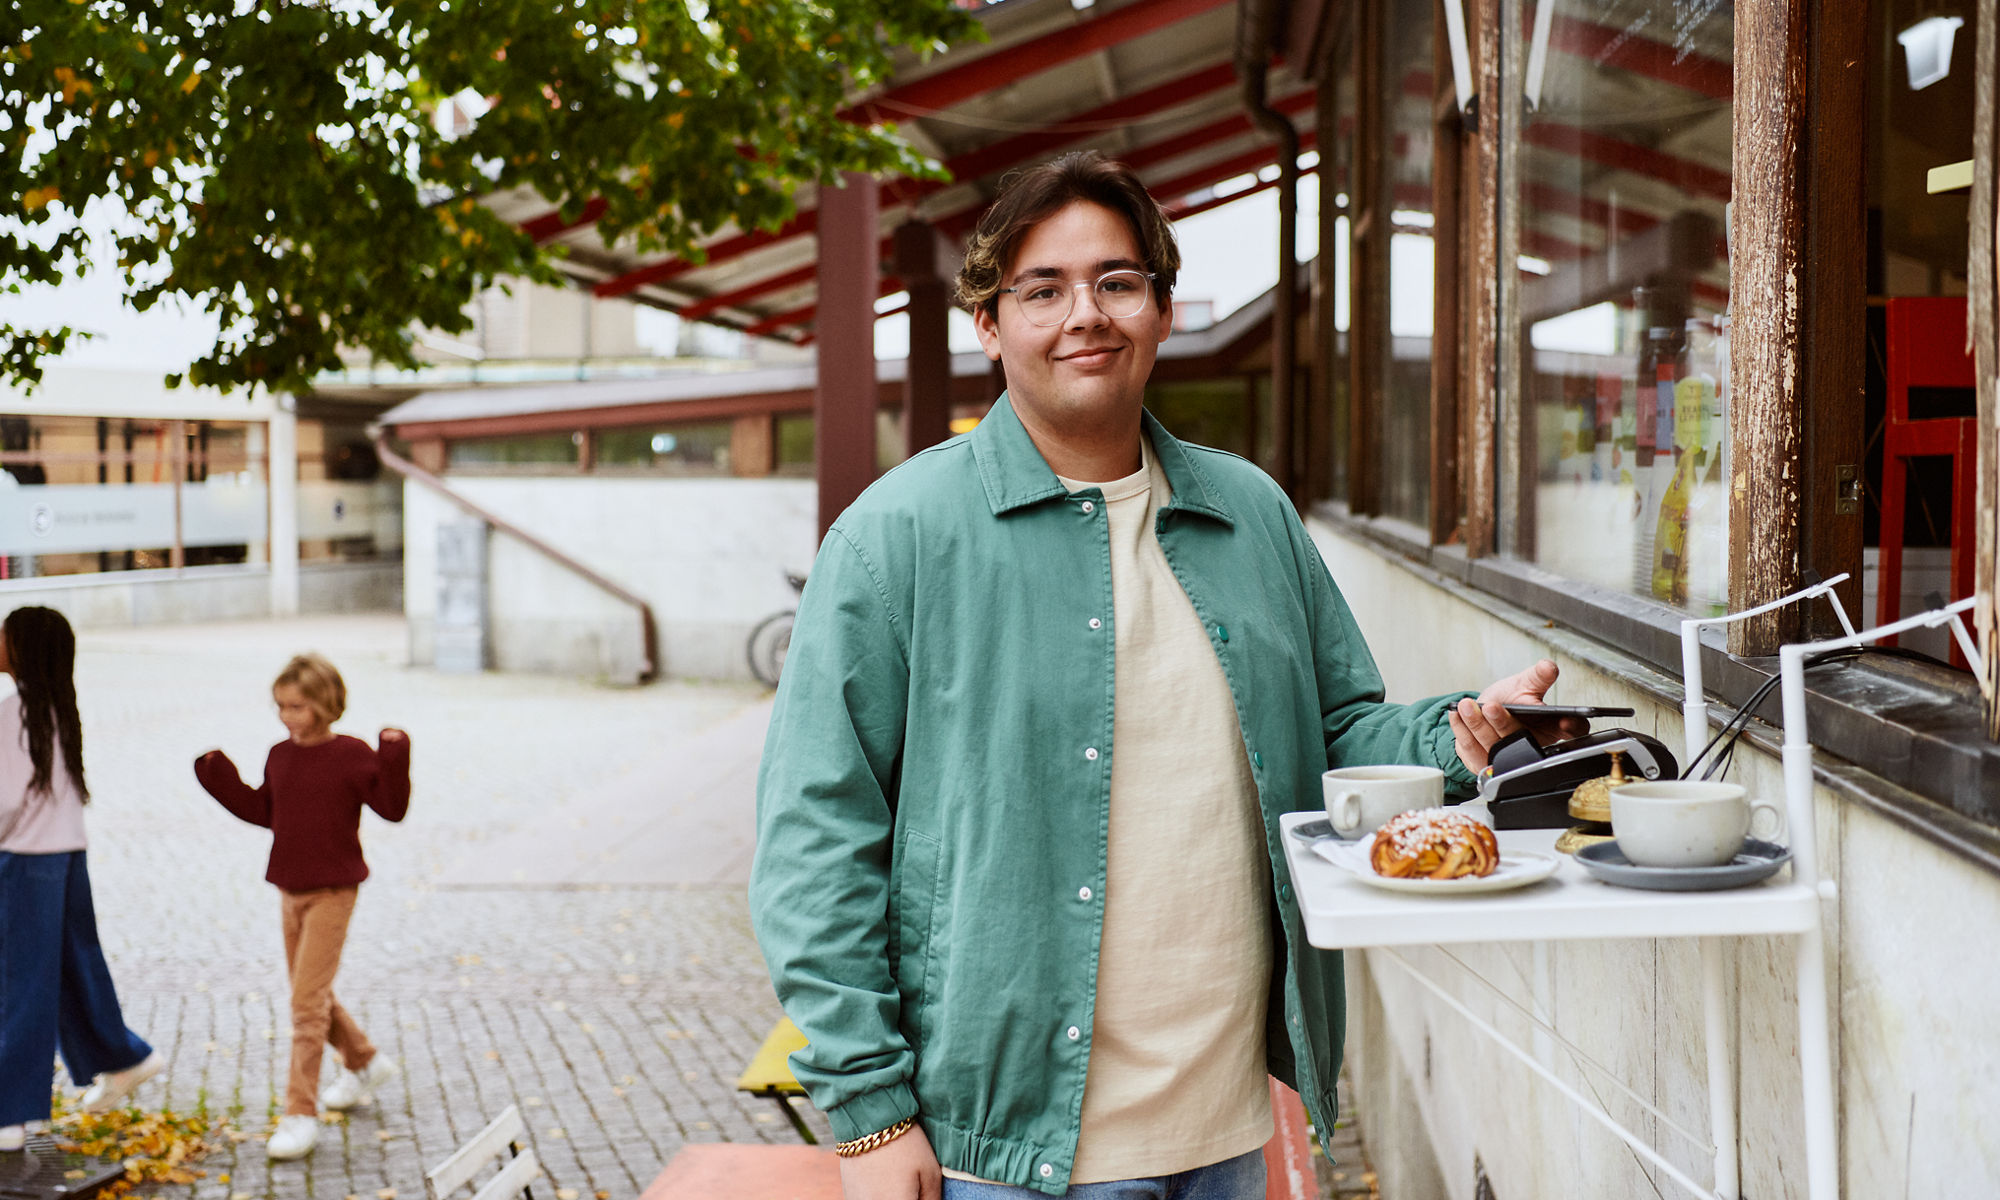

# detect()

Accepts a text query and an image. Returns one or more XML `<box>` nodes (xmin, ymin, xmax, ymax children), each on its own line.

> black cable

<box><xmin>1680</xmin><ymin>644</ymin><xmax>1952</xmax><ymax>783</ymax></box>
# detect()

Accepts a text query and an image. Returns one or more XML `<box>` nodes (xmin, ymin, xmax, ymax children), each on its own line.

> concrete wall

<box><xmin>401</xmin><ymin>475</ymin><xmax>816</xmax><ymax>684</ymax></box>
<box><xmin>1311</xmin><ymin>518</ymin><xmax>2000</xmax><ymax>1200</ymax></box>
<box><xmin>0</xmin><ymin>560</ymin><xmax>401</xmax><ymax>627</ymax></box>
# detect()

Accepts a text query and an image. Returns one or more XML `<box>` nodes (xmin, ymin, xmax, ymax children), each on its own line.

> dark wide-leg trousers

<box><xmin>0</xmin><ymin>850</ymin><xmax>153</xmax><ymax>1126</ymax></box>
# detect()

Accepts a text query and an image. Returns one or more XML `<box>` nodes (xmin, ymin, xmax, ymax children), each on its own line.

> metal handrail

<box><xmin>370</xmin><ymin>432</ymin><xmax>659</xmax><ymax>683</ymax></box>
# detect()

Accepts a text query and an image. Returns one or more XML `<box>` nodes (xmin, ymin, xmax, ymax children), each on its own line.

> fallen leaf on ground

<box><xmin>48</xmin><ymin>1092</ymin><xmax>214</xmax><ymax>1198</ymax></box>
<box><xmin>378</xmin><ymin>1189</ymin><xmax>398</xmax><ymax>1200</ymax></box>
<box><xmin>556</xmin><ymin>1190</ymin><xmax>579</xmax><ymax>1200</ymax></box>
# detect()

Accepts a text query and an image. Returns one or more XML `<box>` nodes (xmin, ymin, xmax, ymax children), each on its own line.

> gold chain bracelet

<box><xmin>834</xmin><ymin>1117</ymin><xmax>915</xmax><ymax>1158</ymax></box>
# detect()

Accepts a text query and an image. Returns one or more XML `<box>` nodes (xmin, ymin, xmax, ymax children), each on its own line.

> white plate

<box><xmin>1312</xmin><ymin>835</ymin><xmax>1562</xmax><ymax>895</ymax></box>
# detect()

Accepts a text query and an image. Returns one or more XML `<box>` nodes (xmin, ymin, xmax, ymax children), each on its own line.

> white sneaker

<box><xmin>0</xmin><ymin>1125</ymin><xmax>24</xmax><ymax>1152</ymax></box>
<box><xmin>266</xmin><ymin>1115</ymin><xmax>319</xmax><ymax>1161</ymax></box>
<box><xmin>320</xmin><ymin>1055</ymin><xmax>398</xmax><ymax>1111</ymax></box>
<box><xmin>319</xmin><ymin>1068</ymin><xmax>365</xmax><ymax>1111</ymax></box>
<box><xmin>78</xmin><ymin>1050</ymin><xmax>166</xmax><ymax>1113</ymax></box>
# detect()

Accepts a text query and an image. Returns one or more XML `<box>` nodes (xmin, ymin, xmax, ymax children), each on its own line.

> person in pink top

<box><xmin>194</xmin><ymin>652</ymin><xmax>410</xmax><ymax>1162</ymax></box>
<box><xmin>0</xmin><ymin>607</ymin><xmax>164</xmax><ymax>1153</ymax></box>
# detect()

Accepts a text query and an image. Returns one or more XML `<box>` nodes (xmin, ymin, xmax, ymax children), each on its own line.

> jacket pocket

<box><xmin>892</xmin><ymin>828</ymin><xmax>943</xmax><ymax>1048</ymax></box>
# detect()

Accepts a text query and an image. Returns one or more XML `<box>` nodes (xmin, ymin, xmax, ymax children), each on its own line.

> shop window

<box><xmin>596</xmin><ymin>423</ymin><xmax>734</xmax><ymax>474</ymax></box>
<box><xmin>1505</xmin><ymin>0</ymin><xmax>1734</xmax><ymax>614</ymax></box>
<box><xmin>1148</xmin><ymin>380</ymin><xmax>1261</xmax><ymax>461</ymax></box>
<box><xmin>447</xmin><ymin>432</ymin><xmax>582</xmax><ymax>469</ymax></box>
<box><xmin>1376</xmin><ymin>0</ymin><xmax>1435</xmax><ymax>528</ymax></box>
<box><xmin>0</xmin><ymin>417</ymin><xmax>266</xmax><ymax>578</ymax></box>
<box><xmin>1862</xmin><ymin>0</ymin><xmax>1979</xmax><ymax>659</ymax></box>
<box><xmin>776</xmin><ymin>414</ymin><xmax>815</xmax><ymax>477</ymax></box>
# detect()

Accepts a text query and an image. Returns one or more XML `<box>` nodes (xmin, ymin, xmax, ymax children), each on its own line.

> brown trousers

<box><xmin>280</xmin><ymin>886</ymin><xmax>376</xmax><ymax>1116</ymax></box>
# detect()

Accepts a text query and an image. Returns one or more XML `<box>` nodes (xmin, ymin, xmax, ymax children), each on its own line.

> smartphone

<box><xmin>1501</xmin><ymin>703</ymin><xmax>1634</xmax><ymax>720</ymax></box>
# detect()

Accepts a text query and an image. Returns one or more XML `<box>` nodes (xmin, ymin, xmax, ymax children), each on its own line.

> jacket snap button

<box><xmin>1080</xmin><ymin>500</ymin><xmax>1095</xmax><ymax>514</ymax></box>
<box><xmin>1215</xmin><ymin>624</ymin><xmax>1229</xmax><ymax>642</ymax></box>
<box><xmin>1039</xmin><ymin>1165</ymin><xmax>1054</xmax><ymax>1179</ymax></box>
<box><xmin>1084</xmin><ymin>747</ymin><xmax>1099</xmax><ymax>761</ymax></box>
<box><xmin>1251</xmin><ymin>751</ymin><xmax>1264</xmax><ymax>769</ymax></box>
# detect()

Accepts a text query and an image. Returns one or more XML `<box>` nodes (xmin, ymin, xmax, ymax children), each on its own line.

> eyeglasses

<box><xmin>998</xmin><ymin>269</ymin><xmax>1157</xmax><ymax>326</ymax></box>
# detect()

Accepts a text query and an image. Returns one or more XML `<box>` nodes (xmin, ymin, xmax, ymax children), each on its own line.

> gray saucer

<box><xmin>1574</xmin><ymin>838</ymin><xmax>1792</xmax><ymax>891</ymax></box>
<box><xmin>1286</xmin><ymin>817</ymin><xmax>1362</xmax><ymax>844</ymax></box>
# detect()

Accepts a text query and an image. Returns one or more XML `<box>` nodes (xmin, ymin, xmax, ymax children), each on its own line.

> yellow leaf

<box><xmin>556</xmin><ymin>1192</ymin><xmax>578</xmax><ymax>1200</ymax></box>
<box><xmin>378</xmin><ymin>1190</ymin><xmax>398</xmax><ymax>1200</ymax></box>
<box><xmin>24</xmin><ymin>185</ymin><xmax>60</xmax><ymax>212</ymax></box>
<box><xmin>181</xmin><ymin>71</ymin><xmax>201</xmax><ymax>94</ymax></box>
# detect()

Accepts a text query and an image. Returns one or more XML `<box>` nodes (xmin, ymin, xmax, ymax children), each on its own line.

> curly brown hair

<box><xmin>955</xmin><ymin>150</ymin><xmax>1180</xmax><ymax>317</ymax></box>
<box><xmin>4</xmin><ymin>606</ymin><xmax>88</xmax><ymax>802</ymax></box>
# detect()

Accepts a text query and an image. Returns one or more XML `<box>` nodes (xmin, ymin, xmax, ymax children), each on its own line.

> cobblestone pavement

<box><xmin>54</xmin><ymin>615</ymin><xmax>823</xmax><ymax>1200</ymax></box>
<box><xmin>45</xmin><ymin>613</ymin><xmax>1373</xmax><ymax>1200</ymax></box>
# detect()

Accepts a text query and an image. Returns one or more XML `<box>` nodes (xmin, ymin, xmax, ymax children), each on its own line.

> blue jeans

<box><xmin>0</xmin><ymin>851</ymin><xmax>153</xmax><ymax>1126</ymax></box>
<box><xmin>942</xmin><ymin>1149</ymin><xmax>1267</xmax><ymax>1200</ymax></box>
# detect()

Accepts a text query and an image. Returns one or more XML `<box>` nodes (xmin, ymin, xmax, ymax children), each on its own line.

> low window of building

<box><xmin>596</xmin><ymin>423</ymin><xmax>733</xmax><ymax>474</ymax></box>
<box><xmin>447</xmin><ymin>433</ymin><xmax>582</xmax><ymax>469</ymax></box>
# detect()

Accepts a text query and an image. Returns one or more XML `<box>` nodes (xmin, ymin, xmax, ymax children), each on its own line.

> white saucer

<box><xmin>1313</xmin><ymin>835</ymin><xmax>1562</xmax><ymax>895</ymax></box>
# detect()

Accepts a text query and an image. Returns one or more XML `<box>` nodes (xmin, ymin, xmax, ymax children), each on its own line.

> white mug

<box><xmin>1610</xmin><ymin>781</ymin><xmax>1783</xmax><ymax>868</ymax></box>
<box><xmin>1323</xmin><ymin>765</ymin><xmax>1445</xmax><ymax>838</ymax></box>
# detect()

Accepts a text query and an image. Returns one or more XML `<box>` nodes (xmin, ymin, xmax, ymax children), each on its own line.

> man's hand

<box><xmin>838</xmin><ymin>1123</ymin><xmax>941</xmax><ymax>1200</ymax></box>
<box><xmin>1448</xmin><ymin>659</ymin><xmax>1589</xmax><ymax>774</ymax></box>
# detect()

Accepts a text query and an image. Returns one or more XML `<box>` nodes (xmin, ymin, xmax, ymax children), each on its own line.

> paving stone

<box><xmin>50</xmin><ymin>616</ymin><xmax>823</xmax><ymax>1200</ymax></box>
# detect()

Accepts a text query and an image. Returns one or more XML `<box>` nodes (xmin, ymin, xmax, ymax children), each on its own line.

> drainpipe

<box><xmin>1238</xmin><ymin>0</ymin><xmax>1300</xmax><ymax>501</ymax></box>
<box><xmin>372</xmin><ymin>431</ymin><xmax>660</xmax><ymax>684</ymax></box>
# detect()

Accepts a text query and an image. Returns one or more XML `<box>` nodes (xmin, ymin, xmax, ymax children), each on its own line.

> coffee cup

<box><xmin>1323</xmin><ymin>765</ymin><xmax>1445</xmax><ymax>838</ymax></box>
<box><xmin>1609</xmin><ymin>781</ymin><xmax>1782</xmax><ymax>868</ymax></box>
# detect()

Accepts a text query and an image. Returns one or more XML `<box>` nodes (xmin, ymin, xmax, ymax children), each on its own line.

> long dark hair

<box><xmin>5</xmin><ymin>606</ymin><xmax>88</xmax><ymax>801</ymax></box>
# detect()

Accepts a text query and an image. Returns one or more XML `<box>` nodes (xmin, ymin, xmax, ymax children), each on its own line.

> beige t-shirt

<box><xmin>946</xmin><ymin>437</ymin><xmax>1272</xmax><ymax>1184</ymax></box>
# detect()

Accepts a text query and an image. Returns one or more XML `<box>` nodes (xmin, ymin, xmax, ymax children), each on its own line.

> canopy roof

<box><xmin>478</xmin><ymin>0</ymin><xmax>1313</xmax><ymax>344</ymax></box>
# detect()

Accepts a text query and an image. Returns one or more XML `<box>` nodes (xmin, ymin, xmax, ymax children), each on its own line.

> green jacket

<box><xmin>750</xmin><ymin>396</ymin><xmax>1476</xmax><ymax>1192</ymax></box>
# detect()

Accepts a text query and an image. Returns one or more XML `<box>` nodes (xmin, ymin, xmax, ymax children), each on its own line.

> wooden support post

<box><xmin>170</xmin><ymin>418</ymin><xmax>186</xmax><ymax>570</ymax></box>
<box><xmin>1429</xmin><ymin>10</ymin><xmax>1463</xmax><ymax>548</ymax></box>
<box><xmin>733</xmin><ymin>414</ymin><xmax>777</xmax><ymax>479</ymax></box>
<box><xmin>1726</xmin><ymin>0</ymin><xmax>1809</xmax><ymax>656</ymax></box>
<box><xmin>1307</xmin><ymin>69</ymin><xmax>1341</xmax><ymax>505</ymax></box>
<box><xmin>816</xmin><ymin>172</ymin><xmax>880</xmax><ymax>542</ymax></box>
<box><xmin>1348</xmin><ymin>0</ymin><xmax>1383</xmax><ymax>516</ymax></box>
<box><xmin>1975</xmin><ymin>0</ymin><xmax>1999</xmax><ymax>730</ymax></box>
<box><xmin>1458</xmin><ymin>0</ymin><xmax>1501</xmax><ymax>556</ymax></box>
<box><xmin>1798</xmin><ymin>3</ymin><xmax>1868</xmax><ymax>637</ymax></box>
<box><xmin>895</xmin><ymin>221</ymin><xmax>954</xmax><ymax>459</ymax></box>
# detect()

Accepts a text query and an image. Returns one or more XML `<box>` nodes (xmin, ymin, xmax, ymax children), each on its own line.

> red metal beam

<box><xmin>844</xmin><ymin>0</ymin><xmax>1234</xmax><ymax>125</ymax></box>
<box><xmin>939</xmin><ymin>109</ymin><xmax>1317</xmax><ymax>239</ymax></box>
<box><xmin>747</xmin><ymin>277</ymin><xmax>905</xmax><ymax>338</ymax></box>
<box><xmin>885</xmin><ymin>60</ymin><xmax>1243</xmax><ymax>209</ymax></box>
<box><xmin>1543</xmin><ymin>15</ymin><xmax>1732</xmax><ymax>102</ymax></box>
<box><xmin>520</xmin><ymin>196</ymin><xmax>608</xmax><ymax>244</ymax></box>
<box><xmin>594</xmin><ymin>208</ymin><xmax>822</xmax><ymax>299</ymax></box>
<box><xmin>635</xmin><ymin>82</ymin><xmax>1312</xmax><ymax>316</ymax></box>
<box><xmin>1521</xmin><ymin>123</ymin><xmax>1731</xmax><ymax>202</ymax></box>
<box><xmin>1520</xmin><ymin>181</ymin><xmax>1664</xmax><ymax>241</ymax></box>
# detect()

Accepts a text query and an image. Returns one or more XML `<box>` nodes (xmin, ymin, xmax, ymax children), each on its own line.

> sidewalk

<box><xmin>58</xmin><ymin>614</ymin><xmax>1378</xmax><ymax>1199</ymax></box>
<box><xmin>65</xmin><ymin>616</ymin><xmax>824</xmax><ymax>1200</ymax></box>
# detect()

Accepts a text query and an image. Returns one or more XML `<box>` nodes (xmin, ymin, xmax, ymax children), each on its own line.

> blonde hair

<box><xmin>274</xmin><ymin>653</ymin><xmax>346</xmax><ymax>722</ymax></box>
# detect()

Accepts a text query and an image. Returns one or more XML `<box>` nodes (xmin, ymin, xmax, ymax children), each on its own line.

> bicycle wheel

<box><xmin>747</xmin><ymin>610</ymin><xmax>795</xmax><ymax>688</ymax></box>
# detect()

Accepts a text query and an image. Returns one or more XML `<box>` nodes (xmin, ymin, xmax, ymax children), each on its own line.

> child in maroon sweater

<box><xmin>194</xmin><ymin>652</ymin><xmax>409</xmax><ymax>1163</ymax></box>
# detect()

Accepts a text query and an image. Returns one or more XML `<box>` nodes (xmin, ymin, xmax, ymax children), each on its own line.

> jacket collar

<box><xmin>968</xmin><ymin>393</ymin><xmax>1234</xmax><ymax>527</ymax></box>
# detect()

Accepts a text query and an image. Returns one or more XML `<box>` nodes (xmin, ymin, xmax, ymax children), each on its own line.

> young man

<box><xmin>750</xmin><ymin>151</ymin><xmax>1575</xmax><ymax>1200</ymax></box>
